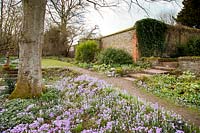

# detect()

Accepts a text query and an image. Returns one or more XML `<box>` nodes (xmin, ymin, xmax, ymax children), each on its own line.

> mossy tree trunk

<box><xmin>9</xmin><ymin>0</ymin><xmax>47</xmax><ymax>99</ymax></box>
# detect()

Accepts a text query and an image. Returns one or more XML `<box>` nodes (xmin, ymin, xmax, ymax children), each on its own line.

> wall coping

<box><xmin>100</xmin><ymin>27</ymin><xmax>135</xmax><ymax>39</ymax></box>
<box><xmin>178</xmin><ymin>56</ymin><xmax>200</xmax><ymax>61</ymax></box>
<box><xmin>99</xmin><ymin>24</ymin><xmax>200</xmax><ymax>40</ymax></box>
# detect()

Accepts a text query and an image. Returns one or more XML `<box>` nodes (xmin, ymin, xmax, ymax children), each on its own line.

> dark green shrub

<box><xmin>98</xmin><ymin>48</ymin><xmax>133</xmax><ymax>65</ymax></box>
<box><xmin>75</xmin><ymin>40</ymin><xmax>99</xmax><ymax>63</ymax></box>
<box><xmin>135</xmin><ymin>18</ymin><xmax>167</xmax><ymax>57</ymax></box>
<box><xmin>4</xmin><ymin>79</ymin><xmax>16</xmax><ymax>94</ymax></box>
<box><xmin>0</xmin><ymin>74</ymin><xmax>16</xmax><ymax>95</ymax></box>
<box><xmin>176</xmin><ymin>37</ymin><xmax>200</xmax><ymax>56</ymax></box>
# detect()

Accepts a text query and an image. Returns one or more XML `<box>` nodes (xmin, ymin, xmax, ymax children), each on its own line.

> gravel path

<box><xmin>67</xmin><ymin>66</ymin><xmax>200</xmax><ymax>126</ymax></box>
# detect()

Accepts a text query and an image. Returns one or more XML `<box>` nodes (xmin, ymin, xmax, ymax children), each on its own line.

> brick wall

<box><xmin>100</xmin><ymin>28</ymin><xmax>135</xmax><ymax>57</ymax></box>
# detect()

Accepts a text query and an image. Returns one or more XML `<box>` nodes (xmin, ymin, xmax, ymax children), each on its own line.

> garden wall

<box><xmin>164</xmin><ymin>25</ymin><xmax>200</xmax><ymax>57</ymax></box>
<box><xmin>100</xmin><ymin>25</ymin><xmax>200</xmax><ymax>61</ymax></box>
<box><xmin>100</xmin><ymin>28</ymin><xmax>135</xmax><ymax>58</ymax></box>
<box><xmin>178</xmin><ymin>57</ymin><xmax>200</xmax><ymax>75</ymax></box>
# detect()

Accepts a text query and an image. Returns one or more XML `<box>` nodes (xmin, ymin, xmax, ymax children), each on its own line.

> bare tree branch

<box><xmin>11</xmin><ymin>0</ymin><xmax>21</xmax><ymax>7</ymax></box>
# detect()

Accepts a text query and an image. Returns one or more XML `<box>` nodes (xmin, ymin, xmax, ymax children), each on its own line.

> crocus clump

<box><xmin>1</xmin><ymin>74</ymin><xmax>199</xmax><ymax>133</ymax></box>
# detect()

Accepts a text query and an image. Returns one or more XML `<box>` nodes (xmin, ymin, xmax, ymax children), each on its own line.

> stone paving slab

<box><xmin>0</xmin><ymin>86</ymin><xmax>5</xmax><ymax>89</ymax></box>
<box><xmin>128</xmin><ymin>73</ymin><xmax>152</xmax><ymax>79</ymax></box>
<box><xmin>152</xmin><ymin>66</ymin><xmax>176</xmax><ymax>71</ymax></box>
<box><xmin>143</xmin><ymin>69</ymin><xmax>169</xmax><ymax>75</ymax></box>
<box><xmin>0</xmin><ymin>86</ymin><xmax>5</xmax><ymax>93</ymax></box>
<box><xmin>123</xmin><ymin>77</ymin><xmax>136</xmax><ymax>81</ymax></box>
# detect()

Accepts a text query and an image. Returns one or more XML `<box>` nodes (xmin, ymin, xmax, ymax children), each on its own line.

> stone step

<box><xmin>0</xmin><ymin>73</ymin><xmax>18</xmax><ymax>77</ymax></box>
<box><xmin>6</xmin><ymin>71</ymin><xmax>18</xmax><ymax>74</ymax></box>
<box><xmin>0</xmin><ymin>86</ymin><xmax>5</xmax><ymax>91</ymax></box>
<box><xmin>158</xmin><ymin>61</ymin><xmax>178</xmax><ymax>68</ymax></box>
<box><xmin>142</xmin><ymin>69</ymin><xmax>169</xmax><ymax>75</ymax></box>
<box><xmin>123</xmin><ymin>77</ymin><xmax>137</xmax><ymax>81</ymax></box>
<box><xmin>7</xmin><ymin>74</ymin><xmax>18</xmax><ymax>78</ymax></box>
<box><xmin>128</xmin><ymin>73</ymin><xmax>152</xmax><ymax>79</ymax></box>
<box><xmin>152</xmin><ymin>66</ymin><xmax>176</xmax><ymax>71</ymax></box>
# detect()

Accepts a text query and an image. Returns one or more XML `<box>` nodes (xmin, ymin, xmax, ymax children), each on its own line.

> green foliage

<box><xmin>0</xmin><ymin>88</ymin><xmax>62</xmax><ymax>131</ymax></box>
<box><xmin>1</xmin><ymin>74</ymin><xmax>199</xmax><ymax>132</ymax></box>
<box><xmin>75</xmin><ymin>40</ymin><xmax>99</xmax><ymax>63</ymax></box>
<box><xmin>135</xmin><ymin>18</ymin><xmax>167</xmax><ymax>57</ymax></box>
<box><xmin>176</xmin><ymin>0</ymin><xmax>200</xmax><ymax>29</ymax></box>
<box><xmin>0</xmin><ymin>99</ymin><xmax>34</xmax><ymax>130</ymax></box>
<box><xmin>4</xmin><ymin>78</ymin><xmax>16</xmax><ymax>94</ymax></box>
<box><xmin>40</xmin><ymin>88</ymin><xmax>60</xmax><ymax>102</ymax></box>
<box><xmin>72</xmin><ymin>123</ymin><xmax>84</xmax><ymax>132</ymax></box>
<box><xmin>43</xmin><ymin>68</ymin><xmax>79</xmax><ymax>84</ymax></box>
<box><xmin>77</xmin><ymin>62</ymin><xmax>93</xmax><ymax>69</ymax></box>
<box><xmin>98</xmin><ymin>48</ymin><xmax>133</xmax><ymax>65</ymax></box>
<box><xmin>136</xmin><ymin>71</ymin><xmax>200</xmax><ymax>107</ymax></box>
<box><xmin>75</xmin><ymin>61</ymin><xmax>150</xmax><ymax>77</ymax></box>
<box><xmin>176</xmin><ymin>37</ymin><xmax>200</xmax><ymax>56</ymax></box>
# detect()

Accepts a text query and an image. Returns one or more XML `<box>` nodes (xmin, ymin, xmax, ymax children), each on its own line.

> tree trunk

<box><xmin>10</xmin><ymin>0</ymin><xmax>47</xmax><ymax>99</ymax></box>
<box><xmin>0</xmin><ymin>0</ymin><xmax>3</xmax><ymax>39</ymax></box>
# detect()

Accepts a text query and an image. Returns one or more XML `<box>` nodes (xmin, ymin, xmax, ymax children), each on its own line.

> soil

<box><xmin>67</xmin><ymin>66</ymin><xmax>200</xmax><ymax>126</ymax></box>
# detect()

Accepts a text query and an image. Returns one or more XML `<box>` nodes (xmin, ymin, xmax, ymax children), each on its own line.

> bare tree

<box><xmin>80</xmin><ymin>25</ymin><xmax>101</xmax><ymax>40</ymax></box>
<box><xmin>45</xmin><ymin>0</ymin><xmax>88</xmax><ymax>56</ymax></box>
<box><xmin>0</xmin><ymin>0</ymin><xmax>22</xmax><ymax>55</ymax></box>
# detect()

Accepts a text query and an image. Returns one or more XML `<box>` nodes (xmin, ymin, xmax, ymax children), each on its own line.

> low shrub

<box><xmin>98</xmin><ymin>48</ymin><xmax>133</xmax><ymax>65</ymax></box>
<box><xmin>75</xmin><ymin>40</ymin><xmax>99</xmax><ymax>63</ymax></box>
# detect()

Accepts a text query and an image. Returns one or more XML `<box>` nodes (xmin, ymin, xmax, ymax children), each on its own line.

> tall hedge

<box><xmin>75</xmin><ymin>40</ymin><xmax>99</xmax><ymax>63</ymax></box>
<box><xmin>135</xmin><ymin>18</ymin><xmax>167</xmax><ymax>57</ymax></box>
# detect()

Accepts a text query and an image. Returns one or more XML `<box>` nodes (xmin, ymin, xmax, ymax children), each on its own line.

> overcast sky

<box><xmin>85</xmin><ymin>0</ymin><xmax>183</xmax><ymax>36</ymax></box>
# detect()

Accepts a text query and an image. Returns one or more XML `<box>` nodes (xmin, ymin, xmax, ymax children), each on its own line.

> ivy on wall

<box><xmin>135</xmin><ymin>18</ymin><xmax>167</xmax><ymax>57</ymax></box>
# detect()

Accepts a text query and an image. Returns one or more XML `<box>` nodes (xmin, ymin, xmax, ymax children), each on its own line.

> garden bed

<box><xmin>135</xmin><ymin>71</ymin><xmax>200</xmax><ymax>108</ymax></box>
<box><xmin>0</xmin><ymin>74</ymin><xmax>199</xmax><ymax>132</ymax></box>
<box><xmin>75</xmin><ymin>62</ymin><xmax>151</xmax><ymax>77</ymax></box>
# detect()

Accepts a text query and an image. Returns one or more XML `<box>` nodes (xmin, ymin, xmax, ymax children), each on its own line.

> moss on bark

<box><xmin>9</xmin><ymin>81</ymin><xmax>42</xmax><ymax>99</ymax></box>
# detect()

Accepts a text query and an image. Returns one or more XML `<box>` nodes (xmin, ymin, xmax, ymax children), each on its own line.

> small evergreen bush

<box><xmin>98</xmin><ymin>48</ymin><xmax>133</xmax><ymax>65</ymax></box>
<box><xmin>75</xmin><ymin>40</ymin><xmax>99</xmax><ymax>63</ymax></box>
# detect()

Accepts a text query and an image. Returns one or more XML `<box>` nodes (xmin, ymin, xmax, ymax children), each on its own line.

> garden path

<box><xmin>67</xmin><ymin>66</ymin><xmax>200</xmax><ymax>126</ymax></box>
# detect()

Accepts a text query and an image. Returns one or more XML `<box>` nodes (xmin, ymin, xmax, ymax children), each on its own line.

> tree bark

<box><xmin>10</xmin><ymin>0</ymin><xmax>47</xmax><ymax>99</ymax></box>
<box><xmin>0</xmin><ymin>0</ymin><xmax>3</xmax><ymax>39</ymax></box>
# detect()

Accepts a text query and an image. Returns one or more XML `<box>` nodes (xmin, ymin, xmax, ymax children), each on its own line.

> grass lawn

<box><xmin>42</xmin><ymin>59</ymin><xmax>73</xmax><ymax>68</ymax></box>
